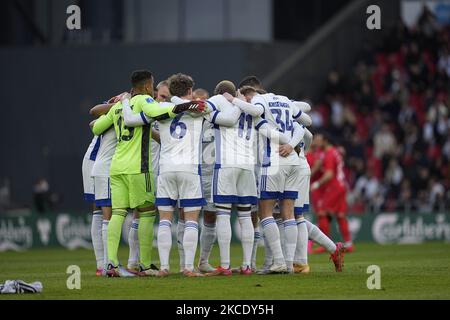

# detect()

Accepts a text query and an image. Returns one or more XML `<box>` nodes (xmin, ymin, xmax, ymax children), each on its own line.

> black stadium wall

<box><xmin>0</xmin><ymin>41</ymin><xmax>296</xmax><ymax>210</ymax></box>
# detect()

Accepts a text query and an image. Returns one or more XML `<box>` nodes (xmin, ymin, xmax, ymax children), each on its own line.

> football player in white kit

<box><xmin>207</xmin><ymin>81</ymin><xmax>306</xmax><ymax>276</ymax></box>
<box><xmin>237</xmin><ymin>76</ymin><xmax>344</xmax><ymax>273</ymax></box>
<box><xmin>206</xmin><ymin>81</ymin><xmax>259</xmax><ymax>276</ymax></box>
<box><xmin>82</xmin><ymin>134</ymin><xmax>103</xmax><ymax>275</ymax></box>
<box><xmin>192</xmin><ymin>88</ymin><xmax>217</xmax><ymax>273</ymax></box>
<box><xmin>154</xmin><ymin>73</ymin><xmax>211</xmax><ymax>277</ymax></box>
<box><xmin>89</xmin><ymin>94</ymin><xmax>140</xmax><ymax>277</ymax></box>
<box><xmin>230</xmin><ymin>88</ymin><xmax>308</xmax><ymax>273</ymax></box>
<box><xmin>84</xmin><ymin>93</ymin><xmax>128</xmax><ymax>276</ymax></box>
<box><xmin>90</xmin><ymin>109</ymin><xmax>116</xmax><ymax>274</ymax></box>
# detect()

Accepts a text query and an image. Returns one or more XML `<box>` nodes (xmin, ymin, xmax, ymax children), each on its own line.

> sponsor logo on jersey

<box><xmin>146</xmin><ymin>97</ymin><xmax>154</xmax><ymax>103</ymax></box>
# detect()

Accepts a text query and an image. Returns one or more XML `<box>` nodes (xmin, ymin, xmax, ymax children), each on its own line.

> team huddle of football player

<box><xmin>82</xmin><ymin>70</ymin><xmax>351</xmax><ymax>277</ymax></box>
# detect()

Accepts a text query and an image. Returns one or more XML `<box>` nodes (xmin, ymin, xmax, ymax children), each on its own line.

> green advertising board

<box><xmin>1</xmin><ymin>211</ymin><xmax>449</xmax><ymax>251</ymax></box>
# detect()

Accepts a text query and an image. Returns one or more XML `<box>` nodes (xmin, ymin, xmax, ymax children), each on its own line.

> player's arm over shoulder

<box><xmin>140</xmin><ymin>95</ymin><xmax>176</xmax><ymax>121</ymax></box>
<box><xmin>92</xmin><ymin>103</ymin><xmax>116</xmax><ymax>135</ymax></box>
<box><xmin>250</xmin><ymin>95</ymin><xmax>267</xmax><ymax>117</ymax></box>
<box><xmin>290</xmin><ymin>101</ymin><xmax>312</xmax><ymax>126</ymax></box>
<box><xmin>122</xmin><ymin>97</ymin><xmax>153</xmax><ymax>127</ymax></box>
<box><xmin>205</xmin><ymin>95</ymin><xmax>241</xmax><ymax>126</ymax></box>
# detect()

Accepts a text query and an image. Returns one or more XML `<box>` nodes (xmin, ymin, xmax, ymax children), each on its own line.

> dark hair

<box><xmin>238</xmin><ymin>75</ymin><xmax>262</xmax><ymax>89</ymax></box>
<box><xmin>318</xmin><ymin>130</ymin><xmax>336</xmax><ymax>146</ymax></box>
<box><xmin>131</xmin><ymin>70</ymin><xmax>153</xmax><ymax>88</ymax></box>
<box><xmin>168</xmin><ymin>73</ymin><xmax>195</xmax><ymax>97</ymax></box>
<box><xmin>214</xmin><ymin>80</ymin><xmax>236</xmax><ymax>96</ymax></box>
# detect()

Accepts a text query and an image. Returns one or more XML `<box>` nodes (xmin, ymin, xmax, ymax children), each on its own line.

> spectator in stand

<box><xmin>429</xmin><ymin>176</ymin><xmax>445</xmax><ymax>211</ymax></box>
<box><xmin>308</xmin><ymin>8</ymin><xmax>449</xmax><ymax>213</ymax></box>
<box><xmin>385</xmin><ymin>158</ymin><xmax>403</xmax><ymax>189</ymax></box>
<box><xmin>373</xmin><ymin>124</ymin><xmax>397</xmax><ymax>159</ymax></box>
<box><xmin>352</xmin><ymin>168</ymin><xmax>383</xmax><ymax>212</ymax></box>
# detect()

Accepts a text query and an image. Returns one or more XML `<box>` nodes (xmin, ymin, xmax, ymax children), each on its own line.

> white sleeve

<box><xmin>204</xmin><ymin>100</ymin><xmax>241</xmax><ymax>127</ymax></box>
<box><xmin>296</xmin><ymin>112</ymin><xmax>312</xmax><ymax>127</ymax></box>
<box><xmin>251</xmin><ymin>95</ymin><xmax>268</xmax><ymax>117</ymax></box>
<box><xmin>291</xmin><ymin>102</ymin><xmax>312</xmax><ymax>127</ymax></box>
<box><xmin>122</xmin><ymin>98</ymin><xmax>153</xmax><ymax>127</ymax></box>
<box><xmin>303</xmin><ymin>128</ymin><xmax>313</xmax><ymax>151</ymax></box>
<box><xmin>232</xmin><ymin>97</ymin><xmax>264</xmax><ymax>117</ymax></box>
<box><xmin>255</xmin><ymin>117</ymin><xmax>291</xmax><ymax>144</ymax></box>
<box><xmin>170</xmin><ymin>96</ymin><xmax>185</xmax><ymax>105</ymax></box>
<box><xmin>293</xmin><ymin>101</ymin><xmax>311</xmax><ymax>112</ymax></box>
<box><xmin>287</xmin><ymin>122</ymin><xmax>306</xmax><ymax>148</ymax></box>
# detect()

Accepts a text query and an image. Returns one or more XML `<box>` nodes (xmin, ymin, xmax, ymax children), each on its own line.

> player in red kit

<box><xmin>306</xmin><ymin>139</ymin><xmax>325</xmax><ymax>218</ymax></box>
<box><xmin>311</xmin><ymin>132</ymin><xmax>353</xmax><ymax>252</ymax></box>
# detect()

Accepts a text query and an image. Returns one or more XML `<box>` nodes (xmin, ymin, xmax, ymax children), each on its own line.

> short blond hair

<box><xmin>214</xmin><ymin>80</ymin><xmax>236</xmax><ymax>96</ymax></box>
<box><xmin>193</xmin><ymin>88</ymin><xmax>209</xmax><ymax>100</ymax></box>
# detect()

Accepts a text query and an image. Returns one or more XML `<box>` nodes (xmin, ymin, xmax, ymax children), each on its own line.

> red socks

<box><xmin>318</xmin><ymin>216</ymin><xmax>330</xmax><ymax>236</ymax></box>
<box><xmin>337</xmin><ymin>216</ymin><xmax>351</xmax><ymax>243</ymax></box>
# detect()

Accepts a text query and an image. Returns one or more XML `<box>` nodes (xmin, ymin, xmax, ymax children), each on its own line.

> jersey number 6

<box><xmin>170</xmin><ymin>114</ymin><xmax>187</xmax><ymax>139</ymax></box>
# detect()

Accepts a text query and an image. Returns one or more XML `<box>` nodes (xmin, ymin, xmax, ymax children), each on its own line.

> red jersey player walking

<box><xmin>310</xmin><ymin>132</ymin><xmax>353</xmax><ymax>252</ymax></box>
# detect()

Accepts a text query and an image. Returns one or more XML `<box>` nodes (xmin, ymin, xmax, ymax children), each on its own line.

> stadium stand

<box><xmin>311</xmin><ymin>7</ymin><xmax>450</xmax><ymax>213</ymax></box>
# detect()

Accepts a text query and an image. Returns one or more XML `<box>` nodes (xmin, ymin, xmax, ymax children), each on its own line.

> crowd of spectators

<box><xmin>311</xmin><ymin>8</ymin><xmax>449</xmax><ymax>213</ymax></box>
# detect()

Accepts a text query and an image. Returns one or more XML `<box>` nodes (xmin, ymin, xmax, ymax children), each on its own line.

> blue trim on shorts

<box><xmin>95</xmin><ymin>198</ymin><xmax>112</xmax><ymax>207</ymax></box>
<box><xmin>213</xmin><ymin>195</ymin><xmax>258</xmax><ymax>205</ymax></box>
<box><xmin>281</xmin><ymin>191</ymin><xmax>298</xmax><ymax>200</ymax></box>
<box><xmin>294</xmin><ymin>204</ymin><xmax>310</xmax><ymax>216</ymax></box>
<box><xmin>155</xmin><ymin>197</ymin><xmax>177</xmax><ymax>207</ymax></box>
<box><xmin>259</xmin><ymin>191</ymin><xmax>281</xmax><ymax>200</ymax></box>
<box><xmin>84</xmin><ymin>193</ymin><xmax>95</xmax><ymax>202</ymax></box>
<box><xmin>294</xmin><ymin>207</ymin><xmax>305</xmax><ymax>215</ymax></box>
<box><xmin>180</xmin><ymin>198</ymin><xmax>207</xmax><ymax>207</ymax></box>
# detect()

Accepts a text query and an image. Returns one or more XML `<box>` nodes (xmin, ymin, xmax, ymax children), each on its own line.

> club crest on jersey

<box><xmin>146</xmin><ymin>97</ymin><xmax>154</xmax><ymax>103</ymax></box>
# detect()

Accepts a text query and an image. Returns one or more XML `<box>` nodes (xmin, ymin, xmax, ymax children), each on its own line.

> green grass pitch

<box><xmin>1</xmin><ymin>242</ymin><xmax>450</xmax><ymax>300</ymax></box>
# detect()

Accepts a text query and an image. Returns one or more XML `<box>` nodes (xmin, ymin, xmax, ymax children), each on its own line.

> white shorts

<box><xmin>82</xmin><ymin>158</ymin><xmax>95</xmax><ymax>202</ymax></box>
<box><xmin>259</xmin><ymin>165</ymin><xmax>302</xmax><ymax>200</ymax></box>
<box><xmin>94</xmin><ymin>176</ymin><xmax>111</xmax><ymax>207</ymax></box>
<box><xmin>294</xmin><ymin>168</ymin><xmax>311</xmax><ymax>215</ymax></box>
<box><xmin>156</xmin><ymin>172</ymin><xmax>206</xmax><ymax>209</ymax></box>
<box><xmin>212</xmin><ymin>167</ymin><xmax>258</xmax><ymax>205</ymax></box>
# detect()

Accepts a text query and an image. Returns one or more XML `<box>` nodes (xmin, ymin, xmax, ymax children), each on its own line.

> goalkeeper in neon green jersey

<box><xmin>92</xmin><ymin>70</ymin><xmax>206</xmax><ymax>277</ymax></box>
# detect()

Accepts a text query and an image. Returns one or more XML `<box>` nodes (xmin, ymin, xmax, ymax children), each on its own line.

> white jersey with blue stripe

<box><xmin>91</xmin><ymin>127</ymin><xmax>117</xmax><ymax>177</ymax></box>
<box><xmin>208</xmin><ymin>94</ymin><xmax>256</xmax><ymax>171</ymax></box>
<box><xmin>83</xmin><ymin>135</ymin><xmax>101</xmax><ymax>162</ymax></box>
<box><xmin>158</xmin><ymin>101</ymin><xmax>204</xmax><ymax>175</ymax></box>
<box><xmin>252</xmin><ymin>93</ymin><xmax>301</xmax><ymax>167</ymax></box>
<box><xmin>297</xmin><ymin>137</ymin><xmax>310</xmax><ymax>169</ymax></box>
